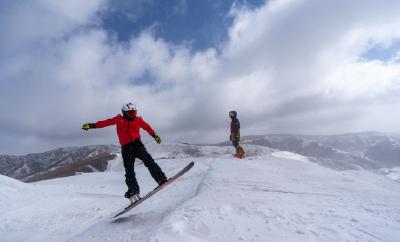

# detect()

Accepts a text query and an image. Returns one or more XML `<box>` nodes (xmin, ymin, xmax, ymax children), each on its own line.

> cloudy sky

<box><xmin>1</xmin><ymin>0</ymin><xmax>400</xmax><ymax>155</ymax></box>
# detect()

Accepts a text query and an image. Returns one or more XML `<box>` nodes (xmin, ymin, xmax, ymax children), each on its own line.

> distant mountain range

<box><xmin>0</xmin><ymin>145</ymin><xmax>119</xmax><ymax>182</ymax></box>
<box><xmin>1</xmin><ymin>132</ymin><xmax>399</xmax><ymax>182</ymax></box>
<box><xmin>234</xmin><ymin>131</ymin><xmax>400</xmax><ymax>170</ymax></box>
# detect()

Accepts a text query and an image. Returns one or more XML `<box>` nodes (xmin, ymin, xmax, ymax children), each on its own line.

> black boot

<box><xmin>124</xmin><ymin>189</ymin><xmax>138</xmax><ymax>198</ymax></box>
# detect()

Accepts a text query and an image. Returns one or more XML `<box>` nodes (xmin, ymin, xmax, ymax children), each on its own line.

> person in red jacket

<box><xmin>82</xmin><ymin>102</ymin><xmax>167</xmax><ymax>203</ymax></box>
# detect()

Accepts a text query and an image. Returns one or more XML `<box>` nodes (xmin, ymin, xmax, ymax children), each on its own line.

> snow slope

<box><xmin>1</xmin><ymin>144</ymin><xmax>399</xmax><ymax>242</ymax></box>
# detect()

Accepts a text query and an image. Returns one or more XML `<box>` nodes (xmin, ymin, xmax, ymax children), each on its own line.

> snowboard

<box><xmin>113</xmin><ymin>161</ymin><xmax>194</xmax><ymax>218</ymax></box>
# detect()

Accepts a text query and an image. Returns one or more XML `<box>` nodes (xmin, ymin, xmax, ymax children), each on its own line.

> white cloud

<box><xmin>1</xmin><ymin>0</ymin><xmax>400</xmax><ymax>154</ymax></box>
<box><xmin>0</xmin><ymin>0</ymin><xmax>105</xmax><ymax>53</ymax></box>
<box><xmin>220</xmin><ymin>0</ymin><xmax>400</xmax><ymax>129</ymax></box>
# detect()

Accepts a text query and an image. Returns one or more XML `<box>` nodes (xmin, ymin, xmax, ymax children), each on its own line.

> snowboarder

<box><xmin>229</xmin><ymin>111</ymin><xmax>245</xmax><ymax>158</ymax></box>
<box><xmin>82</xmin><ymin>102</ymin><xmax>167</xmax><ymax>203</ymax></box>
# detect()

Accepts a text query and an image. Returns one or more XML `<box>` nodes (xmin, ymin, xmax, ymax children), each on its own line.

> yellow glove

<box><xmin>82</xmin><ymin>123</ymin><xmax>95</xmax><ymax>131</ymax></box>
<box><xmin>153</xmin><ymin>134</ymin><xmax>161</xmax><ymax>144</ymax></box>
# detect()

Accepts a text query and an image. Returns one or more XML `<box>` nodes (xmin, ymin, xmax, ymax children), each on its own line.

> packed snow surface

<box><xmin>1</xmin><ymin>144</ymin><xmax>399</xmax><ymax>242</ymax></box>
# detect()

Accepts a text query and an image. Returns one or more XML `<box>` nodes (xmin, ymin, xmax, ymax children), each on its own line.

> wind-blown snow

<box><xmin>380</xmin><ymin>167</ymin><xmax>400</xmax><ymax>182</ymax></box>
<box><xmin>1</xmin><ymin>144</ymin><xmax>399</xmax><ymax>242</ymax></box>
<box><xmin>271</xmin><ymin>151</ymin><xmax>310</xmax><ymax>163</ymax></box>
<box><xmin>106</xmin><ymin>153</ymin><xmax>124</xmax><ymax>172</ymax></box>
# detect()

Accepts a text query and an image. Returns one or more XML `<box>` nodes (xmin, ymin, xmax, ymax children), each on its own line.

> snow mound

<box><xmin>0</xmin><ymin>175</ymin><xmax>33</xmax><ymax>213</ymax></box>
<box><xmin>0</xmin><ymin>174</ymin><xmax>27</xmax><ymax>189</ymax></box>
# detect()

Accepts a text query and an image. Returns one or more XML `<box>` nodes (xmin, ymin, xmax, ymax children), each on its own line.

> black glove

<box><xmin>82</xmin><ymin>123</ymin><xmax>95</xmax><ymax>131</ymax></box>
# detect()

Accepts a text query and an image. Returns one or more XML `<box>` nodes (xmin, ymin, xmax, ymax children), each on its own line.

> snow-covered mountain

<box><xmin>0</xmin><ymin>145</ymin><xmax>120</xmax><ymax>182</ymax></box>
<box><xmin>226</xmin><ymin>131</ymin><xmax>400</xmax><ymax>171</ymax></box>
<box><xmin>1</xmin><ymin>132</ymin><xmax>399</xmax><ymax>183</ymax></box>
<box><xmin>1</xmin><ymin>143</ymin><xmax>399</xmax><ymax>242</ymax></box>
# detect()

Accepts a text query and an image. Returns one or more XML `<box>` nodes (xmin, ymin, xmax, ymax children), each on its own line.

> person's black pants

<box><xmin>121</xmin><ymin>140</ymin><xmax>167</xmax><ymax>194</ymax></box>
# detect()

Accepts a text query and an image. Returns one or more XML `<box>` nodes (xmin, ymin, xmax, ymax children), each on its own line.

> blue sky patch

<box><xmin>361</xmin><ymin>41</ymin><xmax>400</xmax><ymax>62</ymax></box>
<box><xmin>100</xmin><ymin>0</ymin><xmax>266</xmax><ymax>51</ymax></box>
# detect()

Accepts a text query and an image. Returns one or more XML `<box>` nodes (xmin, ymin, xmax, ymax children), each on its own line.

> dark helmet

<box><xmin>229</xmin><ymin>111</ymin><xmax>237</xmax><ymax>119</ymax></box>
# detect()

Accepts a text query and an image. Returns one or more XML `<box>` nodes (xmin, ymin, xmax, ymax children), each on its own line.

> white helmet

<box><xmin>121</xmin><ymin>102</ymin><xmax>137</xmax><ymax>112</ymax></box>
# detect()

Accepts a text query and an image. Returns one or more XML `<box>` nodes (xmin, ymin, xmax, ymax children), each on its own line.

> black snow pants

<box><xmin>121</xmin><ymin>140</ymin><xmax>167</xmax><ymax>194</ymax></box>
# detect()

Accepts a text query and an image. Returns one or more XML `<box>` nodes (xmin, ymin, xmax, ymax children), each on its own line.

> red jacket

<box><xmin>95</xmin><ymin>115</ymin><xmax>155</xmax><ymax>146</ymax></box>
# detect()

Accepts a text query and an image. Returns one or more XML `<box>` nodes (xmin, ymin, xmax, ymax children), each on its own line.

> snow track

<box><xmin>68</xmin><ymin>160</ymin><xmax>210</xmax><ymax>242</ymax></box>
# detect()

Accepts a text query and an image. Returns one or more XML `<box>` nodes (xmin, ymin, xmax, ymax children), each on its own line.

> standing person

<box><xmin>82</xmin><ymin>102</ymin><xmax>168</xmax><ymax>203</ymax></box>
<box><xmin>229</xmin><ymin>111</ymin><xmax>245</xmax><ymax>158</ymax></box>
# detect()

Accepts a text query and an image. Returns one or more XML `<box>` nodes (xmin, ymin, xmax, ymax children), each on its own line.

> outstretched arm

<box><xmin>82</xmin><ymin>116</ymin><xmax>118</xmax><ymax>130</ymax></box>
<box><xmin>94</xmin><ymin>116</ymin><xmax>118</xmax><ymax>128</ymax></box>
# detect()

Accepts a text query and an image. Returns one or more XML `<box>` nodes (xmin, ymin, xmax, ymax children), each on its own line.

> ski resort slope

<box><xmin>1</xmin><ymin>144</ymin><xmax>400</xmax><ymax>242</ymax></box>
